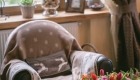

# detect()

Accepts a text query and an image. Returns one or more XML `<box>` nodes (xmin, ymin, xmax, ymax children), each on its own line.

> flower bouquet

<box><xmin>81</xmin><ymin>69</ymin><xmax>140</xmax><ymax>80</ymax></box>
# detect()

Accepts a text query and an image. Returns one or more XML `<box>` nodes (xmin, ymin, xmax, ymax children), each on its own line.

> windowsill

<box><xmin>0</xmin><ymin>8</ymin><xmax>110</xmax><ymax>30</ymax></box>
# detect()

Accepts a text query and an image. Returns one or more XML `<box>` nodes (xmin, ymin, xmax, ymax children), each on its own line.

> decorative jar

<box><xmin>86</xmin><ymin>0</ymin><xmax>104</xmax><ymax>10</ymax></box>
<box><xmin>41</xmin><ymin>0</ymin><xmax>60</xmax><ymax>16</ymax></box>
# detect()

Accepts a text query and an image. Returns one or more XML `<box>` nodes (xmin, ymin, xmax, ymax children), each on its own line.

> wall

<box><xmin>65</xmin><ymin>15</ymin><xmax>115</xmax><ymax>67</ymax></box>
<box><xmin>137</xmin><ymin>0</ymin><xmax>140</xmax><ymax>12</ymax></box>
<box><xmin>89</xmin><ymin>16</ymin><xmax>116</xmax><ymax>67</ymax></box>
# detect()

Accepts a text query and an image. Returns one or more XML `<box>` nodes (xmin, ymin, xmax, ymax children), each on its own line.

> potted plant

<box><xmin>20</xmin><ymin>0</ymin><xmax>35</xmax><ymax>18</ymax></box>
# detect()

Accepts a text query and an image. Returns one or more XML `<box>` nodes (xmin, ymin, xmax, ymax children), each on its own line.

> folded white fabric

<box><xmin>7</xmin><ymin>59</ymin><xmax>41</xmax><ymax>80</ymax></box>
<box><xmin>70</xmin><ymin>51</ymin><xmax>104</xmax><ymax>80</ymax></box>
<box><xmin>81</xmin><ymin>51</ymin><xmax>104</xmax><ymax>75</ymax></box>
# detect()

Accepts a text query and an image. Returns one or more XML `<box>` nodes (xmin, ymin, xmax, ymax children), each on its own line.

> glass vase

<box><xmin>86</xmin><ymin>0</ymin><xmax>104</xmax><ymax>10</ymax></box>
<box><xmin>41</xmin><ymin>0</ymin><xmax>60</xmax><ymax>16</ymax></box>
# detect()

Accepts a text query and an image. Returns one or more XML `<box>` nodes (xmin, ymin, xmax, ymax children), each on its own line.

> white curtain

<box><xmin>101</xmin><ymin>0</ymin><xmax>118</xmax><ymax>67</ymax></box>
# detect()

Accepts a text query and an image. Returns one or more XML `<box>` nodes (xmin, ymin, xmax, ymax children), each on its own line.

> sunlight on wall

<box><xmin>137</xmin><ymin>0</ymin><xmax>140</xmax><ymax>12</ymax></box>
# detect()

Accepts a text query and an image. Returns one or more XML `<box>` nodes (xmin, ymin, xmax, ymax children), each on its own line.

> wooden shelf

<box><xmin>0</xmin><ymin>9</ymin><xmax>110</xmax><ymax>30</ymax></box>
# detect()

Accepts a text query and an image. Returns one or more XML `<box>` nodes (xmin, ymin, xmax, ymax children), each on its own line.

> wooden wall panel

<box><xmin>89</xmin><ymin>16</ymin><xmax>116</xmax><ymax>67</ymax></box>
<box><xmin>137</xmin><ymin>0</ymin><xmax>140</xmax><ymax>12</ymax></box>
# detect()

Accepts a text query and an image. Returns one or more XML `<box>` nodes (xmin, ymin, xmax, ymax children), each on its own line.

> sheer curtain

<box><xmin>101</xmin><ymin>0</ymin><xmax>140</xmax><ymax>71</ymax></box>
<box><xmin>101</xmin><ymin>0</ymin><xmax>118</xmax><ymax>69</ymax></box>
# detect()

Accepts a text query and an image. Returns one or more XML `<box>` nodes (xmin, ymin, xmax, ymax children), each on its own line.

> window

<box><xmin>2</xmin><ymin>0</ymin><xmax>66</xmax><ymax>15</ymax></box>
<box><xmin>1</xmin><ymin>0</ymin><xmax>90</xmax><ymax>16</ymax></box>
<box><xmin>4</xmin><ymin>0</ymin><xmax>41</xmax><ymax>6</ymax></box>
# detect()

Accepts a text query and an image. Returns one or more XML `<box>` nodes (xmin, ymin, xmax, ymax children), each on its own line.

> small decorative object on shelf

<box><xmin>0</xmin><ymin>0</ymin><xmax>9</xmax><ymax>20</ymax></box>
<box><xmin>20</xmin><ymin>0</ymin><xmax>36</xmax><ymax>18</ymax></box>
<box><xmin>41</xmin><ymin>0</ymin><xmax>60</xmax><ymax>16</ymax></box>
<box><xmin>87</xmin><ymin>0</ymin><xmax>104</xmax><ymax>11</ymax></box>
<box><xmin>65</xmin><ymin>0</ymin><xmax>85</xmax><ymax>13</ymax></box>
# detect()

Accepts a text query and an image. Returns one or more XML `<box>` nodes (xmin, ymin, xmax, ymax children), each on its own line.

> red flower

<box><xmin>90</xmin><ymin>72</ymin><xmax>97</xmax><ymax>80</ymax></box>
<box><xmin>117</xmin><ymin>72</ymin><xmax>123</xmax><ymax>80</ymax></box>
<box><xmin>100</xmin><ymin>69</ymin><xmax>104</xmax><ymax>76</ymax></box>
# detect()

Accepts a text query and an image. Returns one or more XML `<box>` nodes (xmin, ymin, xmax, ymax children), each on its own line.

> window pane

<box><xmin>4</xmin><ymin>0</ymin><xmax>41</xmax><ymax>6</ymax></box>
<box><xmin>5</xmin><ymin>0</ymin><xmax>19</xmax><ymax>6</ymax></box>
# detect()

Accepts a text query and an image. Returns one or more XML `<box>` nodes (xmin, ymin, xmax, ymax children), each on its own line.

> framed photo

<box><xmin>65</xmin><ymin>0</ymin><xmax>85</xmax><ymax>13</ymax></box>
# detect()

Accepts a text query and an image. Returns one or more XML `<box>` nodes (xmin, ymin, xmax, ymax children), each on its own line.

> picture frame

<box><xmin>65</xmin><ymin>0</ymin><xmax>85</xmax><ymax>13</ymax></box>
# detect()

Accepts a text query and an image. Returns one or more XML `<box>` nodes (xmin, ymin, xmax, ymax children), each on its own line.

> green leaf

<box><xmin>122</xmin><ymin>78</ymin><xmax>126</xmax><ymax>80</ymax></box>
<box><xmin>7</xmin><ymin>0</ymin><xmax>19</xmax><ymax>4</ymax></box>
<box><xmin>132</xmin><ymin>77</ymin><xmax>137</xmax><ymax>80</ymax></box>
<box><xmin>20</xmin><ymin>0</ymin><xmax>33</xmax><ymax>5</ymax></box>
<box><xmin>130</xmin><ymin>68</ymin><xmax>134</xmax><ymax>79</ymax></box>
